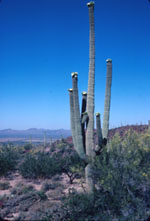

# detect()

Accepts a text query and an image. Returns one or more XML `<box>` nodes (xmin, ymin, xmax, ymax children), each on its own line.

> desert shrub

<box><xmin>14</xmin><ymin>145</ymin><xmax>25</xmax><ymax>155</ymax></box>
<box><xmin>41</xmin><ymin>181</ymin><xmax>52</xmax><ymax>192</ymax></box>
<box><xmin>36</xmin><ymin>190</ymin><xmax>47</xmax><ymax>200</ymax></box>
<box><xmin>43</xmin><ymin>188</ymin><xmax>114</xmax><ymax>221</ymax></box>
<box><xmin>7</xmin><ymin>190</ymin><xmax>47</xmax><ymax>215</ymax></box>
<box><xmin>51</xmin><ymin>174</ymin><xmax>63</xmax><ymax>182</ymax></box>
<box><xmin>0</xmin><ymin>146</ymin><xmax>18</xmax><ymax>176</ymax></box>
<box><xmin>51</xmin><ymin>144</ymin><xmax>85</xmax><ymax>184</ymax></box>
<box><xmin>19</xmin><ymin>152</ymin><xmax>62</xmax><ymax>178</ymax></box>
<box><xmin>24</xmin><ymin>143</ymin><xmax>33</xmax><ymax>151</ymax></box>
<box><xmin>92</xmin><ymin>130</ymin><xmax>150</xmax><ymax>219</ymax></box>
<box><xmin>11</xmin><ymin>183</ymin><xmax>34</xmax><ymax>196</ymax></box>
<box><xmin>15</xmin><ymin>212</ymin><xmax>26</xmax><ymax>221</ymax></box>
<box><xmin>19</xmin><ymin>143</ymin><xmax>84</xmax><ymax>182</ymax></box>
<box><xmin>44</xmin><ymin>187</ymin><xmax>147</xmax><ymax>221</ymax></box>
<box><xmin>0</xmin><ymin>181</ymin><xmax>10</xmax><ymax>190</ymax></box>
<box><xmin>41</xmin><ymin>180</ymin><xmax>63</xmax><ymax>191</ymax></box>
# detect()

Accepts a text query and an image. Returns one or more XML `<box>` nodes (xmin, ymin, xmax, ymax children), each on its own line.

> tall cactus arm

<box><xmin>102</xmin><ymin>59</ymin><xmax>112</xmax><ymax>139</ymax></box>
<box><xmin>68</xmin><ymin>88</ymin><xmax>77</xmax><ymax>149</ymax></box>
<box><xmin>81</xmin><ymin>92</ymin><xmax>87</xmax><ymax>152</ymax></box>
<box><xmin>71</xmin><ymin>72</ymin><xmax>86</xmax><ymax>160</ymax></box>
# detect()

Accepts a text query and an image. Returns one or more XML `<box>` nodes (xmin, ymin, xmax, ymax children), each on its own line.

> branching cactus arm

<box><xmin>103</xmin><ymin>59</ymin><xmax>112</xmax><ymax>139</ymax></box>
<box><xmin>81</xmin><ymin>92</ymin><xmax>87</xmax><ymax>152</ymax></box>
<box><xmin>95</xmin><ymin>113</ymin><xmax>103</xmax><ymax>150</ymax></box>
<box><xmin>68</xmin><ymin>88</ymin><xmax>77</xmax><ymax>149</ymax></box>
<box><xmin>71</xmin><ymin>72</ymin><xmax>86</xmax><ymax>160</ymax></box>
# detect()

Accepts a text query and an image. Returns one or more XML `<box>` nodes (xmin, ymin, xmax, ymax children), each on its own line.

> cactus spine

<box><xmin>68</xmin><ymin>2</ymin><xmax>112</xmax><ymax>193</ymax></box>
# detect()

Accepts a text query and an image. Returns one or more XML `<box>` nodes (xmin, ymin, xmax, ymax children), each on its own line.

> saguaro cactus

<box><xmin>68</xmin><ymin>2</ymin><xmax>112</xmax><ymax>193</ymax></box>
<box><xmin>148</xmin><ymin>120</ymin><xmax>150</xmax><ymax>132</ymax></box>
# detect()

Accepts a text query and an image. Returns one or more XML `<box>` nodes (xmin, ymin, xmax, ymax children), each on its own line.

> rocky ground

<box><xmin>0</xmin><ymin>172</ymin><xmax>84</xmax><ymax>221</ymax></box>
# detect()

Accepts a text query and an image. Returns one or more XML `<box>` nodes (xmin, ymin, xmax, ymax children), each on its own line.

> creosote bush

<box><xmin>19</xmin><ymin>141</ymin><xmax>84</xmax><ymax>182</ymax></box>
<box><xmin>50</xmin><ymin>144</ymin><xmax>85</xmax><ymax>184</ymax></box>
<box><xmin>19</xmin><ymin>151</ymin><xmax>62</xmax><ymax>179</ymax></box>
<box><xmin>0</xmin><ymin>146</ymin><xmax>18</xmax><ymax>176</ymax></box>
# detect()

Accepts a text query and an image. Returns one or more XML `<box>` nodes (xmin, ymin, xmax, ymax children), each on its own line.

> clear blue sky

<box><xmin>0</xmin><ymin>0</ymin><xmax>150</xmax><ymax>130</ymax></box>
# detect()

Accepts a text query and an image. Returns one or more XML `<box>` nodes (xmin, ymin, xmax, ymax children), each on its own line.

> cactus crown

<box><xmin>71</xmin><ymin>72</ymin><xmax>78</xmax><ymax>78</ymax></box>
<box><xmin>82</xmin><ymin>91</ymin><xmax>87</xmax><ymax>95</ymax></box>
<box><xmin>87</xmin><ymin>1</ymin><xmax>95</xmax><ymax>7</ymax></box>
<box><xmin>106</xmin><ymin>58</ymin><xmax>112</xmax><ymax>63</ymax></box>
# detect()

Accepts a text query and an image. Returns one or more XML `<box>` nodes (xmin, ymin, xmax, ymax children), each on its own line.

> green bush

<box><xmin>0</xmin><ymin>146</ymin><xmax>18</xmax><ymax>176</ymax></box>
<box><xmin>92</xmin><ymin>130</ymin><xmax>150</xmax><ymax>220</ymax></box>
<box><xmin>24</xmin><ymin>143</ymin><xmax>33</xmax><ymax>151</ymax></box>
<box><xmin>19</xmin><ymin>152</ymin><xmax>62</xmax><ymax>179</ymax></box>
<box><xmin>19</xmin><ymin>143</ymin><xmax>84</xmax><ymax>182</ymax></box>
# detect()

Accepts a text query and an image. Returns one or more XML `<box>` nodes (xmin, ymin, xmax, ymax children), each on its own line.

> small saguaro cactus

<box><xmin>44</xmin><ymin>131</ymin><xmax>47</xmax><ymax>147</ymax></box>
<box><xmin>148</xmin><ymin>120</ymin><xmax>150</xmax><ymax>132</ymax></box>
<box><xmin>68</xmin><ymin>2</ymin><xmax>112</xmax><ymax>192</ymax></box>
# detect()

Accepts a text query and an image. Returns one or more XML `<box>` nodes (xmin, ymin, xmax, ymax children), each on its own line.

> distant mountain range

<box><xmin>0</xmin><ymin>128</ymin><xmax>71</xmax><ymax>143</ymax></box>
<box><xmin>0</xmin><ymin>124</ymin><xmax>149</xmax><ymax>144</ymax></box>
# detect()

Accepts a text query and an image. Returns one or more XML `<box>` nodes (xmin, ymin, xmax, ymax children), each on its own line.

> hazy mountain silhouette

<box><xmin>0</xmin><ymin>128</ymin><xmax>71</xmax><ymax>142</ymax></box>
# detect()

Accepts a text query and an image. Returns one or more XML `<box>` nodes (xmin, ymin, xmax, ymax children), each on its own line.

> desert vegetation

<box><xmin>0</xmin><ymin>127</ymin><xmax>150</xmax><ymax>220</ymax></box>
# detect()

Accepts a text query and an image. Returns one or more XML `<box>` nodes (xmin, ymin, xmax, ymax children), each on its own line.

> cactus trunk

<box><xmin>85</xmin><ymin>1</ymin><xmax>95</xmax><ymax>193</ymax></box>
